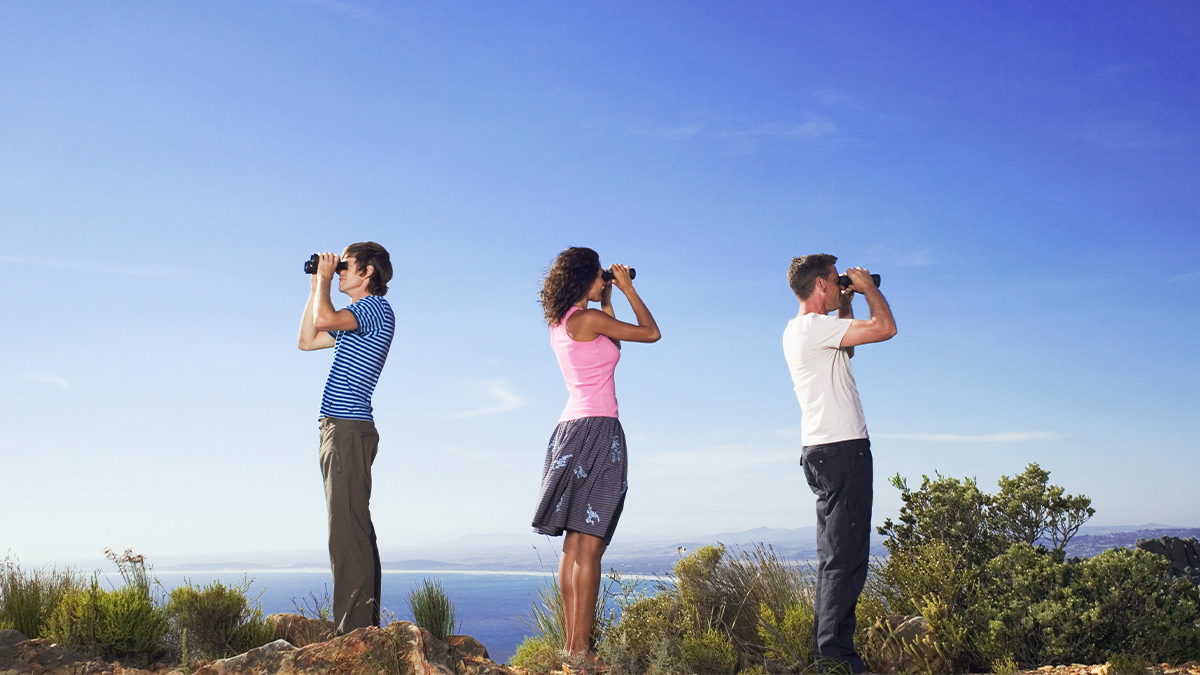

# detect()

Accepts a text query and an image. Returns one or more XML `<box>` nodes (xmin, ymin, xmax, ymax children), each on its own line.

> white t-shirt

<box><xmin>783</xmin><ymin>312</ymin><xmax>868</xmax><ymax>446</ymax></box>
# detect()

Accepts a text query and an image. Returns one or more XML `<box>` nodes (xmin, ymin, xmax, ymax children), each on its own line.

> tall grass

<box><xmin>0</xmin><ymin>556</ymin><xmax>83</xmax><ymax>638</ymax></box>
<box><xmin>407</xmin><ymin>578</ymin><xmax>458</xmax><ymax>641</ymax></box>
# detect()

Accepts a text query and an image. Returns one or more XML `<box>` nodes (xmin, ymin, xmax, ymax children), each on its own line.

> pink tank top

<box><xmin>551</xmin><ymin>306</ymin><xmax>621</xmax><ymax>421</ymax></box>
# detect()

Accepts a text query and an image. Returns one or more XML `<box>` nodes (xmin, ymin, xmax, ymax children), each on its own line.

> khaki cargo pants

<box><xmin>319</xmin><ymin>417</ymin><xmax>381</xmax><ymax>634</ymax></box>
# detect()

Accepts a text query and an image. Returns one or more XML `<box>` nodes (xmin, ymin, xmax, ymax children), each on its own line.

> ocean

<box><xmin>153</xmin><ymin>569</ymin><xmax>566</xmax><ymax>664</ymax></box>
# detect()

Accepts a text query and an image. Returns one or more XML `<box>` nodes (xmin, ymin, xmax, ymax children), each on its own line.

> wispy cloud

<box><xmin>29</xmin><ymin>375</ymin><xmax>71</xmax><ymax>389</ymax></box>
<box><xmin>0</xmin><ymin>256</ymin><xmax>188</xmax><ymax>280</ymax></box>
<box><xmin>442</xmin><ymin>380</ymin><xmax>527</xmax><ymax>419</ymax></box>
<box><xmin>874</xmin><ymin>431</ymin><xmax>1067</xmax><ymax>443</ymax></box>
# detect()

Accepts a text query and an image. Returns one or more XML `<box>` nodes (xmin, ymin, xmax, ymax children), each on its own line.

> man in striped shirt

<box><xmin>299</xmin><ymin>241</ymin><xmax>395</xmax><ymax>635</ymax></box>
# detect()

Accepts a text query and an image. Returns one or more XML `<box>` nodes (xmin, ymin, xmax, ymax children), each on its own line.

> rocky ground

<box><xmin>0</xmin><ymin>614</ymin><xmax>517</xmax><ymax>675</ymax></box>
<box><xmin>3</xmin><ymin>619</ymin><xmax>1199</xmax><ymax>675</ymax></box>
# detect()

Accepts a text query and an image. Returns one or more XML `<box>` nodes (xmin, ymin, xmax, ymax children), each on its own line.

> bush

<box><xmin>757</xmin><ymin>600</ymin><xmax>813</xmax><ymax>670</ymax></box>
<box><xmin>681</xmin><ymin>627</ymin><xmax>739</xmax><ymax>674</ymax></box>
<box><xmin>876</xmin><ymin>465</ymin><xmax>1200</xmax><ymax>671</ymax></box>
<box><xmin>407</xmin><ymin>578</ymin><xmax>457</xmax><ymax>641</ymax></box>
<box><xmin>165</xmin><ymin>578</ymin><xmax>275</xmax><ymax>660</ymax></box>
<box><xmin>597</xmin><ymin>544</ymin><xmax>813</xmax><ymax>673</ymax></box>
<box><xmin>0</xmin><ymin>556</ymin><xmax>83</xmax><ymax>639</ymax></box>
<box><xmin>600</xmin><ymin>591</ymin><xmax>682</xmax><ymax>673</ymax></box>
<box><xmin>509</xmin><ymin>635</ymin><xmax>565</xmax><ymax>671</ymax></box>
<box><xmin>45</xmin><ymin>577</ymin><xmax>168</xmax><ymax>667</ymax></box>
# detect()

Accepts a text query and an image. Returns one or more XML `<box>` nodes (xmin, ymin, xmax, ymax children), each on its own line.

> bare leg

<box><xmin>562</xmin><ymin>531</ymin><xmax>607</xmax><ymax>655</ymax></box>
<box><xmin>559</xmin><ymin>534</ymin><xmax>579</xmax><ymax>650</ymax></box>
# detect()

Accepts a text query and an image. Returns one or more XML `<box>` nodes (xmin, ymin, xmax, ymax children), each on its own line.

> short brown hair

<box><xmin>788</xmin><ymin>253</ymin><xmax>837</xmax><ymax>300</ymax></box>
<box><xmin>343</xmin><ymin>241</ymin><xmax>392</xmax><ymax>296</ymax></box>
<box><xmin>540</xmin><ymin>247</ymin><xmax>601</xmax><ymax>325</ymax></box>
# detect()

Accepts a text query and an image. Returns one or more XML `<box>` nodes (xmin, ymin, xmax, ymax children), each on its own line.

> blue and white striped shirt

<box><xmin>319</xmin><ymin>295</ymin><xmax>395</xmax><ymax>422</ymax></box>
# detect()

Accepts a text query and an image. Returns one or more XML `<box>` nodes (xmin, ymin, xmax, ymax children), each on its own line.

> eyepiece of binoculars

<box><xmin>601</xmin><ymin>267</ymin><xmax>636</xmax><ymax>282</ymax></box>
<box><xmin>303</xmin><ymin>254</ymin><xmax>349</xmax><ymax>275</ymax></box>
<box><xmin>838</xmin><ymin>273</ymin><xmax>881</xmax><ymax>289</ymax></box>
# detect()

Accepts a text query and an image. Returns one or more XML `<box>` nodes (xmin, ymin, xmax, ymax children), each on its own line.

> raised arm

<box><xmin>837</xmin><ymin>284</ymin><xmax>855</xmax><ymax>358</ymax></box>
<box><xmin>568</xmin><ymin>264</ymin><xmax>661</xmax><ymax>344</ymax></box>
<box><xmin>839</xmin><ymin>267</ymin><xmax>897</xmax><ymax>348</ymax></box>
<box><xmin>298</xmin><ymin>252</ymin><xmax>356</xmax><ymax>350</ymax></box>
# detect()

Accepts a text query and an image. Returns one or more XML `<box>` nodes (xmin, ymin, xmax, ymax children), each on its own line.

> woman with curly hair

<box><xmin>532</xmin><ymin>246</ymin><xmax>660</xmax><ymax>664</ymax></box>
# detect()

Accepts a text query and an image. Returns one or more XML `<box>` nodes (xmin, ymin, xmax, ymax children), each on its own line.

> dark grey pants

<box><xmin>319</xmin><ymin>417</ymin><xmax>382</xmax><ymax>635</ymax></box>
<box><xmin>802</xmin><ymin>438</ymin><xmax>872</xmax><ymax>674</ymax></box>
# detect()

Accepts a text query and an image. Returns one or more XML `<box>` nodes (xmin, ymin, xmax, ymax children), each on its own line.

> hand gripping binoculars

<box><xmin>838</xmin><ymin>273</ymin><xmax>881</xmax><ymax>289</ymax></box>
<box><xmin>303</xmin><ymin>254</ymin><xmax>348</xmax><ymax>274</ymax></box>
<box><xmin>601</xmin><ymin>267</ymin><xmax>636</xmax><ymax>282</ymax></box>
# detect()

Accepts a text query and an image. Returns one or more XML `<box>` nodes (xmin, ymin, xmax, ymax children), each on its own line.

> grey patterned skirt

<box><xmin>532</xmin><ymin>416</ymin><xmax>628</xmax><ymax>544</ymax></box>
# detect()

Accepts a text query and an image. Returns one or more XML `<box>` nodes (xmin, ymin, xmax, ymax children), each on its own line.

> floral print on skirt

<box><xmin>531</xmin><ymin>416</ymin><xmax>627</xmax><ymax>544</ymax></box>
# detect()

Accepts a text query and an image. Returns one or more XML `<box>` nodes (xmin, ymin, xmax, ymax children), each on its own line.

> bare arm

<box><xmin>837</xmin><ymin>286</ymin><xmax>855</xmax><ymax>358</ymax></box>
<box><xmin>598</xmin><ymin>278</ymin><xmax>621</xmax><ymax>349</ymax></box>
<box><xmin>298</xmin><ymin>253</ymin><xmax>356</xmax><ymax>350</ymax></box>
<box><xmin>840</xmin><ymin>267</ymin><xmax>897</xmax><ymax>347</ymax></box>
<box><xmin>569</xmin><ymin>264</ymin><xmax>661</xmax><ymax>343</ymax></box>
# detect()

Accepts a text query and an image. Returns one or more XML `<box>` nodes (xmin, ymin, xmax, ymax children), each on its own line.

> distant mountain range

<box><xmin>1062</xmin><ymin>527</ymin><xmax>1200</xmax><ymax>558</ymax></box>
<box><xmin>154</xmin><ymin>523</ymin><xmax>1200</xmax><ymax>575</ymax></box>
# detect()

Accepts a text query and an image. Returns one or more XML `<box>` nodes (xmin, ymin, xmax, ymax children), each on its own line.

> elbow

<box><xmin>646</xmin><ymin>328</ymin><xmax>662</xmax><ymax>343</ymax></box>
<box><xmin>883</xmin><ymin>323</ymin><xmax>898</xmax><ymax>340</ymax></box>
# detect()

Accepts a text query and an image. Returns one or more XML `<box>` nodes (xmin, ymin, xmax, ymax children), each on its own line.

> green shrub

<box><xmin>165</xmin><ymin>578</ymin><xmax>275</xmax><ymax>660</ymax></box>
<box><xmin>0</xmin><ymin>556</ymin><xmax>83</xmax><ymax>638</ymax></box>
<box><xmin>1108</xmin><ymin>653</ymin><xmax>1150</xmax><ymax>675</ymax></box>
<box><xmin>756</xmin><ymin>600</ymin><xmax>812</xmax><ymax>669</ymax></box>
<box><xmin>681</xmin><ymin>627</ymin><xmax>739</xmax><ymax>674</ymax></box>
<box><xmin>1069</xmin><ymin>548</ymin><xmax>1200</xmax><ymax>663</ymax></box>
<box><xmin>875</xmin><ymin>464</ymin><xmax>1200</xmax><ymax>671</ymax></box>
<box><xmin>509</xmin><ymin>635</ymin><xmax>565</xmax><ymax>672</ymax></box>
<box><xmin>407</xmin><ymin>578</ymin><xmax>457</xmax><ymax>641</ymax></box>
<box><xmin>991</xmin><ymin>653</ymin><xmax>1018</xmax><ymax>675</ymax></box>
<box><xmin>601</xmin><ymin>591</ymin><xmax>682</xmax><ymax>673</ymax></box>
<box><xmin>45</xmin><ymin>577</ymin><xmax>168</xmax><ymax>667</ymax></box>
<box><xmin>673</xmin><ymin>543</ymin><xmax>811</xmax><ymax>654</ymax></box>
<box><xmin>598</xmin><ymin>545</ymin><xmax>813</xmax><ymax>673</ymax></box>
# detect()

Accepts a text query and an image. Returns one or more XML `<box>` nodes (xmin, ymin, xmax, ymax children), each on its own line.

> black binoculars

<box><xmin>601</xmin><ymin>267</ymin><xmax>636</xmax><ymax>282</ymax></box>
<box><xmin>838</xmin><ymin>273</ymin><xmax>881</xmax><ymax>289</ymax></box>
<box><xmin>303</xmin><ymin>254</ymin><xmax>348</xmax><ymax>274</ymax></box>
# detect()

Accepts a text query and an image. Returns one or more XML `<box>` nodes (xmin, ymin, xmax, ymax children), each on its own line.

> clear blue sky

<box><xmin>3</xmin><ymin>1</ymin><xmax>1197</xmax><ymax>564</ymax></box>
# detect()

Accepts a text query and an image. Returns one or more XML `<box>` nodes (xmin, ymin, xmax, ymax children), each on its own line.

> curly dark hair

<box><xmin>540</xmin><ymin>247</ymin><xmax>601</xmax><ymax>325</ymax></box>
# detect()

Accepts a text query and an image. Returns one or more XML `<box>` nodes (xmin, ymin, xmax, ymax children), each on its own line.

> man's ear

<box><xmin>365</xmin><ymin>265</ymin><xmax>375</xmax><ymax>281</ymax></box>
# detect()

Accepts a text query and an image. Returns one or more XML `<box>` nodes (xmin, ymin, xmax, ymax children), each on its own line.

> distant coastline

<box><xmin>143</xmin><ymin>523</ymin><xmax>1200</xmax><ymax>575</ymax></box>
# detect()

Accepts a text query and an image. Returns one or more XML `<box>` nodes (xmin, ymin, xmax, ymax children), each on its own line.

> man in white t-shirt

<box><xmin>783</xmin><ymin>254</ymin><xmax>896</xmax><ymax>674</ymax></box>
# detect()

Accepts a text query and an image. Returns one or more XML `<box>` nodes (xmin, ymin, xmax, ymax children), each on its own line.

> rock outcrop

<box><xmin>0</xmin><ymin>629</ymin><xmax>99</xmax><ymax>674</ymax></box>
<box><xmin>194</xmin><ymin>619</ymin><xmax>516</xmax><ymax>675</ymax></box>
<box><xmin>1136</xmin><ymin>535</ymin><xmax>1200</xmax><ymax>583</ymax></box>
<box><xmin>265</xmin><ymin>614</ymin><xmax>334</xmax><ymax>648</ymax></box>
<box><xmin>0</xmin><ymin>622</ymin><xmax>514</xmax><ymax>675</ymax></box>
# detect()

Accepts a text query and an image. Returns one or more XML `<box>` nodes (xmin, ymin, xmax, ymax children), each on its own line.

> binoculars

<box><xmin>838</xmin><ymin>273</ymin><xmax>881</xmax><ymax>289</ymax></box>
<box><xmin>303</xmin><ymin>254</ymin><xmax>348</xmax><ymax>274</ymax></box>
<box><xmin>601</xmin><ymin>267</ymin><xmax>636</xmax><ymax>282</ymax></box>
